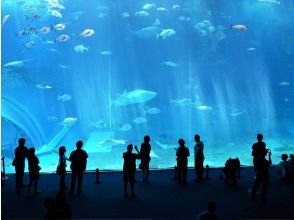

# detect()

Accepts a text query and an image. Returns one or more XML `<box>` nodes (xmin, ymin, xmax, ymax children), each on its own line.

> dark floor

<box><xmin>2</xmin><ymin>167</ymin><xmax>294</xmax><ymax>219</ymax></box>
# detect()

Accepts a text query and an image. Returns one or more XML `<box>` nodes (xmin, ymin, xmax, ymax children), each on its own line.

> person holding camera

<box><xmin>123</xmin><ymin>144</ymin><xmax>140</xmax><ymax>198</ymax></box>
<box><xmin>249</xmin><ymin>149</ymin><xmax>272</xmax><ymax>202</ymax></box>
<box><xmin>251</xmin><ymin>133</ymin><xmax>268</xmax><ymax>171</ymax></box>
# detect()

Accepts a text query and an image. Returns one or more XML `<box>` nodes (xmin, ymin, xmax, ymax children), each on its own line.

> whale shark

<box><xmin>113</xmin><ymin>89</ymin><xmax>157</xmax><ymax>106</ymax></box>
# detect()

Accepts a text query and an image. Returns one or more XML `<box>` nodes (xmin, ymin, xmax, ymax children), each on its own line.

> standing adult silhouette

<box><xmin>14</xmin><ymin>138</ymin><xmax>28</xmax><ymax>193</ymax></box>
<box><xmin>69</xmin><ymin>140</ymin><xmax>88</xmax><ymax>195</ymax></box>
<box><xmin>194</xmin><ymin>134</ymin><xmax>204</xmax><ymax>182</ymax></box>
<box><xmin>123</xmin><ymin>144</ymin><xmax>140</xmax><ymax>197</ymax></box>
<box><xmin>252</xmin><ymin>133</ymin><xmax>268</xmax><ymax>171</ymax></box>
<box><xmin>57</xmin><ymin>146</ymin><xmax>68</xmax><ymax>191</ymax></box>
<box><xmin>176</xmin><ymin>139</ymin><xmax>190</xmax><ymax>185</ymax></box>
<box><xmin>139</xmin><ymin>135</ymin><xmax>151</xmax><ymax>183</ymax></box>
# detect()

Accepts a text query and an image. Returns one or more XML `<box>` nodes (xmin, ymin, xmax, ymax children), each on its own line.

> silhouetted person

<box><xmin>123</xmin><ymin>144</ymin><xmax>140</xmax><ymax>197</ymax></box>
<box><xmin>57</xmin><ymin>146</ymin><xmax>67</xmax><ymax>191</ymax></box>
<box><xmin>249</xmin><ymin>150</ymin><xmax>272</xmax><ymax>202</ymax></box>
<box><xmin>44</xmin><ymin>196</ymin><xmax>56</xmax><ymax>219</ymax></box>
<box><xmin>55</xmin><ymin>192</ymin><xmax>72</xmax><ymax>219</ymax></box>
<box><xmin>223</xmin><ymin>158</ymin><xmax>239</xmax><ymax>184</ymax></box>
<box><xmin>140</xmin><ymin>135</ymin><xmax>151</xmax><ymax>183</ymax></box>
<box><xmin>252</xmin><ymin>134</ymin><xmax>268</xmax><ymax>171</ymax></box>
<box><xmin>277</xmin><ymin>154</ymin><xmax>291</xmax><ymax>181</ymax></box>
<box><xmin>198</xmin><ymin>201</ymin><xmax>219</xmax><ymax>220</ymax></box>
<box><xmin>176</xmin><ymin>139</ymin><xmax>190</xmax><ymax>184</ymax></box>
<box><xmin>194</xmin><ymin>134</ymin><xmax>204</xmax><ymax>182</ymax></box>
<box><xmin>69</xmin><ymin>140</ymin><xmax>88</xmax><ymax>195</ymax></box>
<box><xmin>14</xmin><ymin>138</ymin><xmax>28</xmax><ymax>193</ymax></box>
<box><xmin>27</xmin><ymin>147</ymin><xmax>41</xmax><ymax>196</ymax></box>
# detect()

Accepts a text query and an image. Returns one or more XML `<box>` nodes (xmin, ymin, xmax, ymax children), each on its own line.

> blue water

<box><xmin>2</xmin><ymin>0</ymin><xmax>294</xmax><ymax>173</ymax></box>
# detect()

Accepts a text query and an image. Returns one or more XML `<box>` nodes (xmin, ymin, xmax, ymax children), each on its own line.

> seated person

<box><xmin>223</xmin><ymin>158</ymin><xmax>239</xmax><ymax>184</ymax></box>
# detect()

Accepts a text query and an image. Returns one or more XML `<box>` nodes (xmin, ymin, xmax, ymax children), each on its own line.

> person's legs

<box><xmin>261</xmin><ymin>175</ymin><xmax>269</xmax><ymax>202</ymax></box>
<box><xmin>59</xmin><ymin>173</ymin><xmax>66</xmax><ymax>191</ymax></box>
<box><xmin>77</xmin><ymin>173</ymin><xmax>83</xmax><ymax>194</ymax></box>
<box><xmin>27</xmin><ymin>175</ymin><xmax>33</xmax><ymax>196</ymax></box>
<box><xmin>178</xmin><ymin>166</ymin><xmax>182</xmax><ymax>184</ymax></box>
<box><xmin>183</xmin><ymin>165</ymin><xmax>187</xmax><ymax>184</ymax></box>
<box><xmin>199</xmin><ymin>159</ymin><xmax>204</xmax><ymax>181</ymax></box>
<box><xmin>123</xmin><ymin>172</ymin><xmax>128</xmax><ymax>197</ymax></box>
<box><xmin>130</xmin><ymin>172</ymin><xmax>135</xmax><ymax>196</ymax></box>
<box><xmin>251</xmin><ymin>173</ymin><xmax>262</xmax><ymax>198</ymax></box>
<box><xmin>70</xmin><ymin>173</ymin><xmax>77</xmax><ymax>194</ymax></box>
<box><xmin>146</xmin><ymin>163</ymin><xmax>150</xmax><ymax>182</ymax></box>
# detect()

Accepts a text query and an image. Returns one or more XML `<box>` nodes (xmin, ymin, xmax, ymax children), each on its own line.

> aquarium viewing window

<box><xmin>2</xmin><ymin>0</ymin><xmax>293</xmax><ymax>173</ymax></box>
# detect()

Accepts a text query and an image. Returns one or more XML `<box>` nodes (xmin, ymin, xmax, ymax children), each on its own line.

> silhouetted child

<box><xmin>14</xmin><ymin>138</ymin><xmax>28</xmax><ymax>193</ymax></box>
<box><xmin>277</xmin><ymin>154</ymin><xmax>291</xmax><ymax>181</ymax></box>
<box><xmin>223</xmin><ymin>158</ymin><xmax>239</xmax><ymax>184</ymax></box>
<box><xmin>197</xmin><ymin>201</ymin><xmax>219</xmax><ymax>220</ymax></box>
<box><xmin>194</xmin><ymin>134</ymin><xmax>204</xmax><ymax>182</ymax></box>
<box><xmin>176</xmin><ymin>139</ymin><xmax>190</xmax><ymax>185</ymax></box>
<box><xmin>249</xmin><ymin>151</ymin><xmax>272</xmax><ymax>202</ymax></box>
<box><xmin>55</xmin><ymin>192</ymin><xmax>72</xmax><ymax>219</ymax></box>
<box><xmin>123</xmin><ymin>144</ymin><xmax>140</xmax><ymax>198</ymax></box>
<box><xmin>69</xmin><ymin>140</ymin><xmax>88</xmax><ymax>195</ymax></box>
<box><xmin>139</xmin><ymin>135</ymin><xmax>151</xmax><ymax>183</ymax></box>
<box><xmin>57</xmin><ymin>146</ymin><xmax>67</xmax><ymax>191</ymax></box>
<box><xmin>44</xmin><ymin>196</ymin><xmax>56</xmax><ymax>219</ymax></box>
<box><xmin>252</xmin><ymin>133</ymin><xmax>268</xmax><ymax>171</ymax></box>
<box><xmin>27</xmin><ymin>147</ymin><xmax>41</xmax><ymax>197</ymax></box>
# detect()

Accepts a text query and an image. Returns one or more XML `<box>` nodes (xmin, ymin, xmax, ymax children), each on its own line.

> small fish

<box><xmin>258</xmin><ymin>0</ymin><xmax>280</xmax><ymax>5</ymax></box>
<box><xmin>4</xmin><ymin>59</ymin><xmax>32</xmax><ymax>68</ymax></box>
<box><xmin>172</xmin><ymin>4</ymin><xmax>181</xmax><ymax>10</ymax></box>
<box><xmin>55</xmin><ymin>34</ymin><xmax>70</xmax><ymax>42</ymax></box>
<box><xmin>2</xmin><ymin>14</ymin><xmax>10</xmax><ymax>26</ymax></box>
<box><xmin>58</xmin><ymin>94</ymin><xmax>72</xmax><ymax>102</ymax></box>
<box><xmin>59</xmin><ymin>117</ymin><xmax>78</xmax><ymax>126</ymax></box>
<box><xmin>142</xmin><ymin>3</ymin><xmax>156</xmax><ymax>10</ymax></box>
<box><xmin>23</xmin><ymin>40</ymin><xmax>35</xmax><ymax>49</ymax></box>
<box><xmin>153</xmin><ymin>18</ymin><xmax>160</xmax><ymax>26</ymax></box>
<box><xmin>25</xmin><ymin>14</ymin><xmax>41</xmax><ymax>21</ymax></box>
<box><xmin>197</xmin><ymin>105</ymin><xmax>212</xmax><ymax>111</ymax></box>
<box><xmin>157</xmin><ymin>7</ymin><xmax>168</xmax><ymax>12</ymax></box>
<box><xmin>163</xmin><ymin>61</ymin><xmax>179</xmax><ymax>67</ymax></box>
<box><xmin>38</xmin><ymin>26</ymin><xmax>52</xmax><ymax>34</ymax></box>
<box><xmin>100</xmin><ymin>50</ymin><xmax>112</xmax><ymax>56</ymax></box>
<box><xmin>135</xmin><ymin>11</ymin><xmax>149</xmax><ymax>16</ymax></box>
<box><xmin>247</xmin><ymin>47</ymin><xmax>256</xmax><ymax>51</ymax></box>
<box><xmin>74</xmin><ymin>44</ymin><xmax>89</xmax><ymax>53</ymax></box>
<box><xmin>49</xmin><ymin>9</ymin><xmax>62</xmax><ymax>18</ymax></box>
<box><xmin>178</xmin><ymin>16</ymin><xmax>186</xmax><ymax>21</ymax></box>
<box><xmin>91</xmin><ymin>119</ymin><xmax>107</xmax><ymax>129</ymax></box>
<box><xmin>150</xmin><ymin>150</ymin><xmax>160</xmax><ymax>159</ymax></box>
<box><xmin>231</xmin><ymin>24</ymin><xmax>248</xmax><ymax>30</ymax></box>
<box><xmin>145</xmin><ymin>107</ymin><xmax>161</xmax><ymax>114</ymax></box>
<box><xmin>157</xmin><ymin>29</ymin><xmax>176</xmax><ymax>39</ymax></box>
<box><xmin>119</xmin><ymin>123</ymin><xmax>132</xmax><ymax>132</ymax></box>
<box><xmin>53</xmin><ymin>23</ymin><xmax>66</xmax><ymax>31</ymax></box>
<box><xmin>35</xmin><ymin>84</ymin><xmax>52</xmax><ymax>89</ymax></box>
<box><xmin>47</xmin><ymin>48</ymin><xmax>60</xmax><ymax>53</ymax></box>
<box><xmin>133</xmin><ymin>117</ymin><xmax>147</xmax><ymax>124</ymax></box>
<box><xmin>171</xmin><ymin>98</ymin><xmax>193</xmax><ymax>106</ymax></box>
<box><xmin>59</xmin><ymin>64</ymin><xmax>68</xmax><ymax>69</ymax></box>
<box><xmin>278</xmin><ymin>81</ymin><xmax>291</xmax><ymax>86</ymax></box>
<box><xmin>48</xmin><ymin>116</ymin><xmax>58</xmax><ymax>121</ymax></box>
<box><xmin>78</xmin><ymin>29</ymin><xmax>95</xmax><ymax>38</ymax></box>
<box><xmin>230</xmin><ymin>110</ymin><xmax>245</xmax><ymax>117</ymax></box>
<box><xmin>43</xmin><ymin>40</ymin><xmax>54</xmax><ymax>45</ymax></box>
<box><xmin>121</xmin><ymin>12</ymin><xmax>130</xmax><ymax>18</ymax></box>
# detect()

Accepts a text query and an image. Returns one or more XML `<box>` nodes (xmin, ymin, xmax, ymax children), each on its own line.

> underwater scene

<box><xmin>2</xmin><ymin>0</ymin><xmax>294</xmax><ymax>173</ymax></box>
